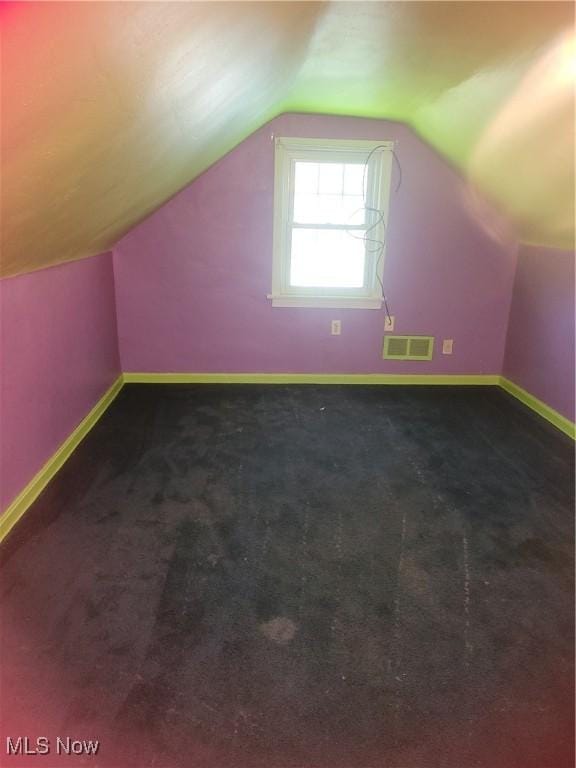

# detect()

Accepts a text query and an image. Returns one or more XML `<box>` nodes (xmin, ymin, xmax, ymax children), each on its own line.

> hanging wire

<box><xmin>345</xmin><ymin>145</ymin><xmax>402</xmax><ymax>324</ymax></box>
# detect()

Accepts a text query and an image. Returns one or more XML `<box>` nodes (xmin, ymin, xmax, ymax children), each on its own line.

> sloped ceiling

<box><xmin>1</xmin><ymin>1</ymin><xmax>573</xmax><ymax>277</ymax></box>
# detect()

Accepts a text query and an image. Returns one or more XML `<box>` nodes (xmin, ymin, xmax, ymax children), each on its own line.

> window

<box><xmin>269</xmin><ymin>137</ymin><xmax>394</xmax><ymax>309</ymax></box>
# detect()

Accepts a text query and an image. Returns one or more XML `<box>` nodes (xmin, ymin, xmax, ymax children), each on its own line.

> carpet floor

<box><xmin>1</xmin><ymin>384</ymin><xmax>574</xmax><ymax>768</ymax></box>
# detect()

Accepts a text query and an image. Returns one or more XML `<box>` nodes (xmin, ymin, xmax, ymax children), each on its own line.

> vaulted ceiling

<box><xmin>1</xmin><ymin>1</ymin><xmax>573</xmax><ymax>277</ymax></box>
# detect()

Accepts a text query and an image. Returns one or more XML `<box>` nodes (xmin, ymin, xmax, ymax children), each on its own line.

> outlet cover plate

<box><xmin>442</xmin><ymin>339</ymin><xmax>454</xmax><ymax>355</ymax></box>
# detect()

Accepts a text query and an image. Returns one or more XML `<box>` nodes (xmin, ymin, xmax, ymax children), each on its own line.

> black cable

<box><xmin>345</xmin><ymin>145</ymin><xmax>401</xmax><ymax>325</ymax></box>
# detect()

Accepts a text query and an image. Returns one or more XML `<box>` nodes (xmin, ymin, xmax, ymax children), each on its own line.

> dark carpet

<box><xmin>1</xmin><ymin>384</ymin><xmax>574</xmax><ymax>768</ymax></box>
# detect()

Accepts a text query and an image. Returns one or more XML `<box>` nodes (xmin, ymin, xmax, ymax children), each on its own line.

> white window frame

<box><xmin>269</xmin><ymin>137</ymin><xmax>394</xmax><ymax>309</ymax></box>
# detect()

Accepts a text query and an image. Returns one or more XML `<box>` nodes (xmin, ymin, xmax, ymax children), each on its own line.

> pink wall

<box><xmin>0</xmin><ymin>252</ymin><xmax>121</xmax><ymax>512</ymax></box>
<box><xmin>503</xmin><ymin>244</ymin><xmax>575</xmax><ymax>422</ymax></box>
<box><xmin>113</xmin><ymin>114</ymin><xmax>516</xmax><ymax>375</ymax></box>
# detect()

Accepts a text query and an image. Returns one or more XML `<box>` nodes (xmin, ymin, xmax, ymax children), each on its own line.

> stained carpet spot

<box><xmin>260</xmin><ymin>616</ymin><xmax>297</xmax><ymax>644</ymax></box>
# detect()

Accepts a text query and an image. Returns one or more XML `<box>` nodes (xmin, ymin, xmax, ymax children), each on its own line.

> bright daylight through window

<box><xmin>270</xmin><ymin>138</ymin><xmax>394</xmax><ymax>309</ymax></box>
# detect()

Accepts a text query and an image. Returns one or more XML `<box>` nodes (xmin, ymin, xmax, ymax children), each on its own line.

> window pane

<box><xmin>294</xmin><ymin>162</ymin><xmax>319</xmax><ymax>195</ymax></box>
<box><xmin>343</xmin><ymin>163</ymin><xmax>366</xmax><ymax>196</ymax></box>
<box><xmin>293</xmin><ymin>161</ymin><xmax>365</xmax><ymax>226</ymax></box>
<box><xmin>318</xmin><ymin>163</ymin><xmax>343</xmax><ymax>194</ymax></box>
<box><xmin>293</xmin><ymin>194</ymin><xmax>365</xmax><ymax>226</ymax></box>
<box><xmin>290</xmin><ymin>228</ymin><xmax>366</xmax><ymax>288</ymax></box>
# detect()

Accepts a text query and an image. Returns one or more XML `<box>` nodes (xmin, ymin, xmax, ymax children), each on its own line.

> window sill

<box><xmin>267</xmin><ymin>294</ymin><xmax>383</xmax><ymax>309</ymax></box>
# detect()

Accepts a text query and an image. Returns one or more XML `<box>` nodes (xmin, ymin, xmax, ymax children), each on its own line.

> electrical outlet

<box><xmin>384</xmin><ymin>315</ymin><xmax>395</xmax><ymax>332</ymax></box>
<box><xmin>331</xmin><ymin>320</ymin><xmax>341</xmax><ymax>336</ymax></box>
<box><xmin>442</xmin><ymin>339</ymin><xmax>454</xmax><ymax>355</ymax></box>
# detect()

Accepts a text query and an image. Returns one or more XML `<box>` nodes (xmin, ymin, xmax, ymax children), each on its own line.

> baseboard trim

<box><xmin>0</xmin><ymin>375</ymin><xmax>123</xmax><ymax>543</ymax></box>
<box><xmin>122</xmin><ymin>373</ymin><xmax>501</xmax><ymax>386</ymax></box>
<box><xmin>499</xmin><ymin>377</ymin><xmax>575</xmax><ymax>440</ymax></box>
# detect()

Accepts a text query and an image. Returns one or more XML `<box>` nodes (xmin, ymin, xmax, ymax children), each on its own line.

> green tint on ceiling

<box><xmin>1</xmin><ymin>1</ymin><xmax>574</xmax><ymax>277</ymax></box>
<box><xmin>280</xmin><ymin>1</ymin><xmax>575</xmax><ymax>248</ymax></box>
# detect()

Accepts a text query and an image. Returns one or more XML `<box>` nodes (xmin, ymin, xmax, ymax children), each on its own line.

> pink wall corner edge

<box><xmin>113</xmin><ymin>113</ymin><xmax>518</xmax><ymax>377</ymax></box>
<box><xmin>0</xmin><ymin>251</ymin><xmax>121</xmax><ymax>513</ymax></box>
<box><xmin>503</xmin><ymin>244</ymin><xmax>575</xmax><ymax>423</ymax></box>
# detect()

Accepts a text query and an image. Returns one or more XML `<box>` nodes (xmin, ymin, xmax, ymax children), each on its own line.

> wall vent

<box><xmin>382</xmin><ymin>335</ymin><xmax>434</xmax><ymax>360</ymax></box>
